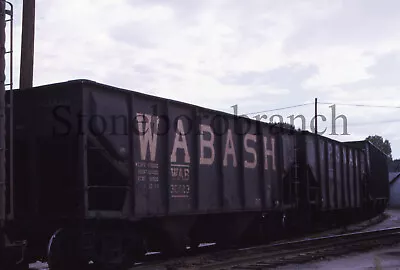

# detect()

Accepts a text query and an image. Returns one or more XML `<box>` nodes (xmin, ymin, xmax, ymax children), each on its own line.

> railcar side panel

<box><xmin>368</xmin><ymin>143</ymin><xmax>390</xmax><ymax>200</ymax></box>
<box><xmin>220</xmin><ymin>117</ymin><xmax>242</xmax><ymax>210</ymax></box>
<box><xmin>354</xmin><ymin>149</ymin><xmax>358</xmax><ymax>208</ymax></box>
<box><xmin>355</xmin><ymin>150</ymin><xmax>359</xmax><ymax>207</ymax></box>
<box><xmin>327</xmin><ymin>142</ymin><xmax>336</xmax><ymax>209</ymax></box>
<box><xmin>319</xmin><ymin>139</ymin><xmax>328</xmax><ymax>209</ymax></box>
<box><xmin>81</xmin><ymin>84</ymin><xmax>292</xmax><ymax>216</ymax></box>
<box><xmin>305</xmin><ymin>136</ymin><xmax>315</xmax><ymax>180</ymax></box>
<box><xmin>335</xmin><ymin>144</ymin><xmax>342</xmax><ymax>209</ymax></box>
<box><xmin>167</xmin><ymin>102</ymin><xmax>196</xmax><ymax>213</ymax></box>
<box><xmin>301</xmin><ymin>133</ymin><xmax>382</xmax><ymax>212</ymax></box>
<box><xmin>12</xmin><ymin>86</ymin><xmax>83</xmax><ymax>220</ymax></box>
<box><xmin>358</xmin><ymin>150</ymin><xmax>363</xmax><ymax>207</ymax></box>
<box><xmin>354</xmin><ymin>150</ymin><xmax>360</xmax><ymax>207</ymax></box>
<box><xmin>262</xmin><ymin>126</ymin><xmax>280</xmax><ymax>209</ymax></box>
<box><xmin>241</xmin><ymin>119</ymin><xmax>262</xmax><ymax>209</ymax></box>
<box><xmin>348</xmin><ymin>148</ymin><xmax>356</xmax><ymax>208</ymax></box>
<box><xmin>360</xmin><ymin>151</ymin><xmax>366</xmax><ymax>205</ymax></box>
<box><xmin>84</xmin><ymin>88</ymin><xmax>132</xmax><ymax>216</ymax></box>
<box><xmin>197</xmin><ymin>110</ymin><xmax>221</xmax><ymax>212</ymax></box>
<box><xmin>131</xmin><ymin>94</ymin><xmax>167</xmax><ymax>216</ymax></box>
<box><xmin>281</xmin><ymin>133</ymin><xmax>296</xmax><ymax>207</ymax></box>
<box><xmin>342</xmin><ymin>147</ymin><xmax>349</xmax><ymax>208</ymax></box>
<box><xmin>304</xmin><ymin>135</ymin><xmax>325</xmax><ymax>209</ymax></box>
<box><xmin>282</xmin><ymin>134</ymin><xmax>295</xmax><ymax>176</ymax></box>
<box><xmin>304</xmin><ymin>135</ymin><xmax>368</xmax><ymax>211</ymax></box>
<box><xmin>344</xmin><ymin>140</ymin><xmax>389</xmax><ymax>203</ymax></box>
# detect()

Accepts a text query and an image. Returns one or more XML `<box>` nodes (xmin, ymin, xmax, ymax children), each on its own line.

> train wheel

<box><xmin>47</xmin><ymin>228</ymin><xmax>89</xmax><ymax>270</ymax></box>
<box><xmin>89</xmin><ymin>232</ymin><xmax>146</xmax><ymax>270</ymax></box>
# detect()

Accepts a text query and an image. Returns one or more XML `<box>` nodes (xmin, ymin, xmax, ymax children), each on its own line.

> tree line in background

<box><xmin>366</xmin><ymin>135</ymin><xmax>400</xmax><ymax>172</ymax></box>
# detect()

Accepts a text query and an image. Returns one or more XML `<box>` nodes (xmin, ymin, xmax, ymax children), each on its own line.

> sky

<box><xmin>6</xmin><ymin>0</ymin><xmax>400</xmax><ymax>158</ymax></box>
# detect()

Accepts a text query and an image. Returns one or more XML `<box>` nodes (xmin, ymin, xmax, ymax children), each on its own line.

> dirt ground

<box><xmin>276</xmin><ymin>208</ymin><xmax>400</xmax><ymax>270</ymax></box>
<box><xmin>275</xmin><ymin>245</ymin><xmax>400</xmax><ymax>270</ymax></box>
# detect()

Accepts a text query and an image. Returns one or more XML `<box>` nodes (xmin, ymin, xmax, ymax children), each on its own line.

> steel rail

<box><xmin>200</xmin><ymin>227</ymin><xmax>400</xmax><ymax>269</ymax></box>
<box><xmin>130</xmin><ymin>226</ymin><xmax>400</xmax><ymax>270</ymax></box>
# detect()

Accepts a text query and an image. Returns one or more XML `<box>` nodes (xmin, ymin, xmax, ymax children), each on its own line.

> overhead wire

<box><xmin>237</xmin><ymin>100</ymin><xmax>400</xmax><ymax>128</ymax></box>
<box><xmin>243</xmin><ymin>102</ymin><xmax>314</xmax><ymax>115</ymax></box>
<box><xmin>332</xmin><ymin>118</ymin><xmax>400</xmax><ymax>128</ymax></box>
<box><xmin>317</xmin><ymin>102</ymin><xmax>400</xmax><ymax>109</ymax></box>
<box><xmin>242</xmin><ymin>101</ymin><xmax>400</xmax><ymax>116</ymax></box>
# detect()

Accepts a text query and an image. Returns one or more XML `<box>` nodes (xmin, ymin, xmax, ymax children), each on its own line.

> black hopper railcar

<box><xmin>1</xmin><ymin>79</ymin><xmax>389</xmax><ymax>269</ymax></box>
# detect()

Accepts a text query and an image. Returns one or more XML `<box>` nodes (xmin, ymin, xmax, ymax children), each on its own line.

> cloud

<box><xmin>284</xmin><ymin>0</ymin><xmax>400</xmax><ymax>51</ymax></box>
<box><xmin>7</xmin><ymin>0</ymin><xmax>400</xmax><ymax>157</ymax></box>
<box><xmin>345</xmin><ymin>51</ymin><xmax>400</xmax><ymax>89</ymax></box>
<box><xmin>219</xmin><ymin>64</ymin><xmax>317</xmax><ymax>89</ymax></box>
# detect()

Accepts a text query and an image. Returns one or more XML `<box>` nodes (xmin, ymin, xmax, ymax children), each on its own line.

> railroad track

<box><xmin>28</xmin><ymin>213</ymin><xmax>389</xmax><ymax>270</ymax></box>
<box><xmin>132</xmin><ymin>226</ymin><xmax>400</xmax><ymax>270</ymax></box>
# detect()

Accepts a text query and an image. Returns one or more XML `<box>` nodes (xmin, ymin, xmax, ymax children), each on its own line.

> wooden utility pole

<box><xmin>19</xmin><ymin>0</ymin><xmax>35</xmax><ymax>89</ymax></box>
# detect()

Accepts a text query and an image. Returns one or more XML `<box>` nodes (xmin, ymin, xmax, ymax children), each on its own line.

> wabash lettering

<box><xmin>171</xmin><ymin>119</ymin><xmax>190</xmax><ymax>163</ymax></box>
<box><xmin>135</xmin><ymin>113</ymin><xmax>160</xmax><ymax>193</ymax></box>
<box><xmin>199</xmin><ymin>124</ymin><xmax>215</xmax><ymax>165</ymax></box>
<box><xmin>171</xmin><ymin>165</ymin><xmax>190</xmax><ymax>181</ymax></box>
<box><xmin>135</xmin><ymin>113</ymin><xmax>276</xmax><ymax>171</ymax></box>
<box><xmin>136</xmin><ymin>113</ymin><xmax>159</xmax><ymax>162</ymax></box>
